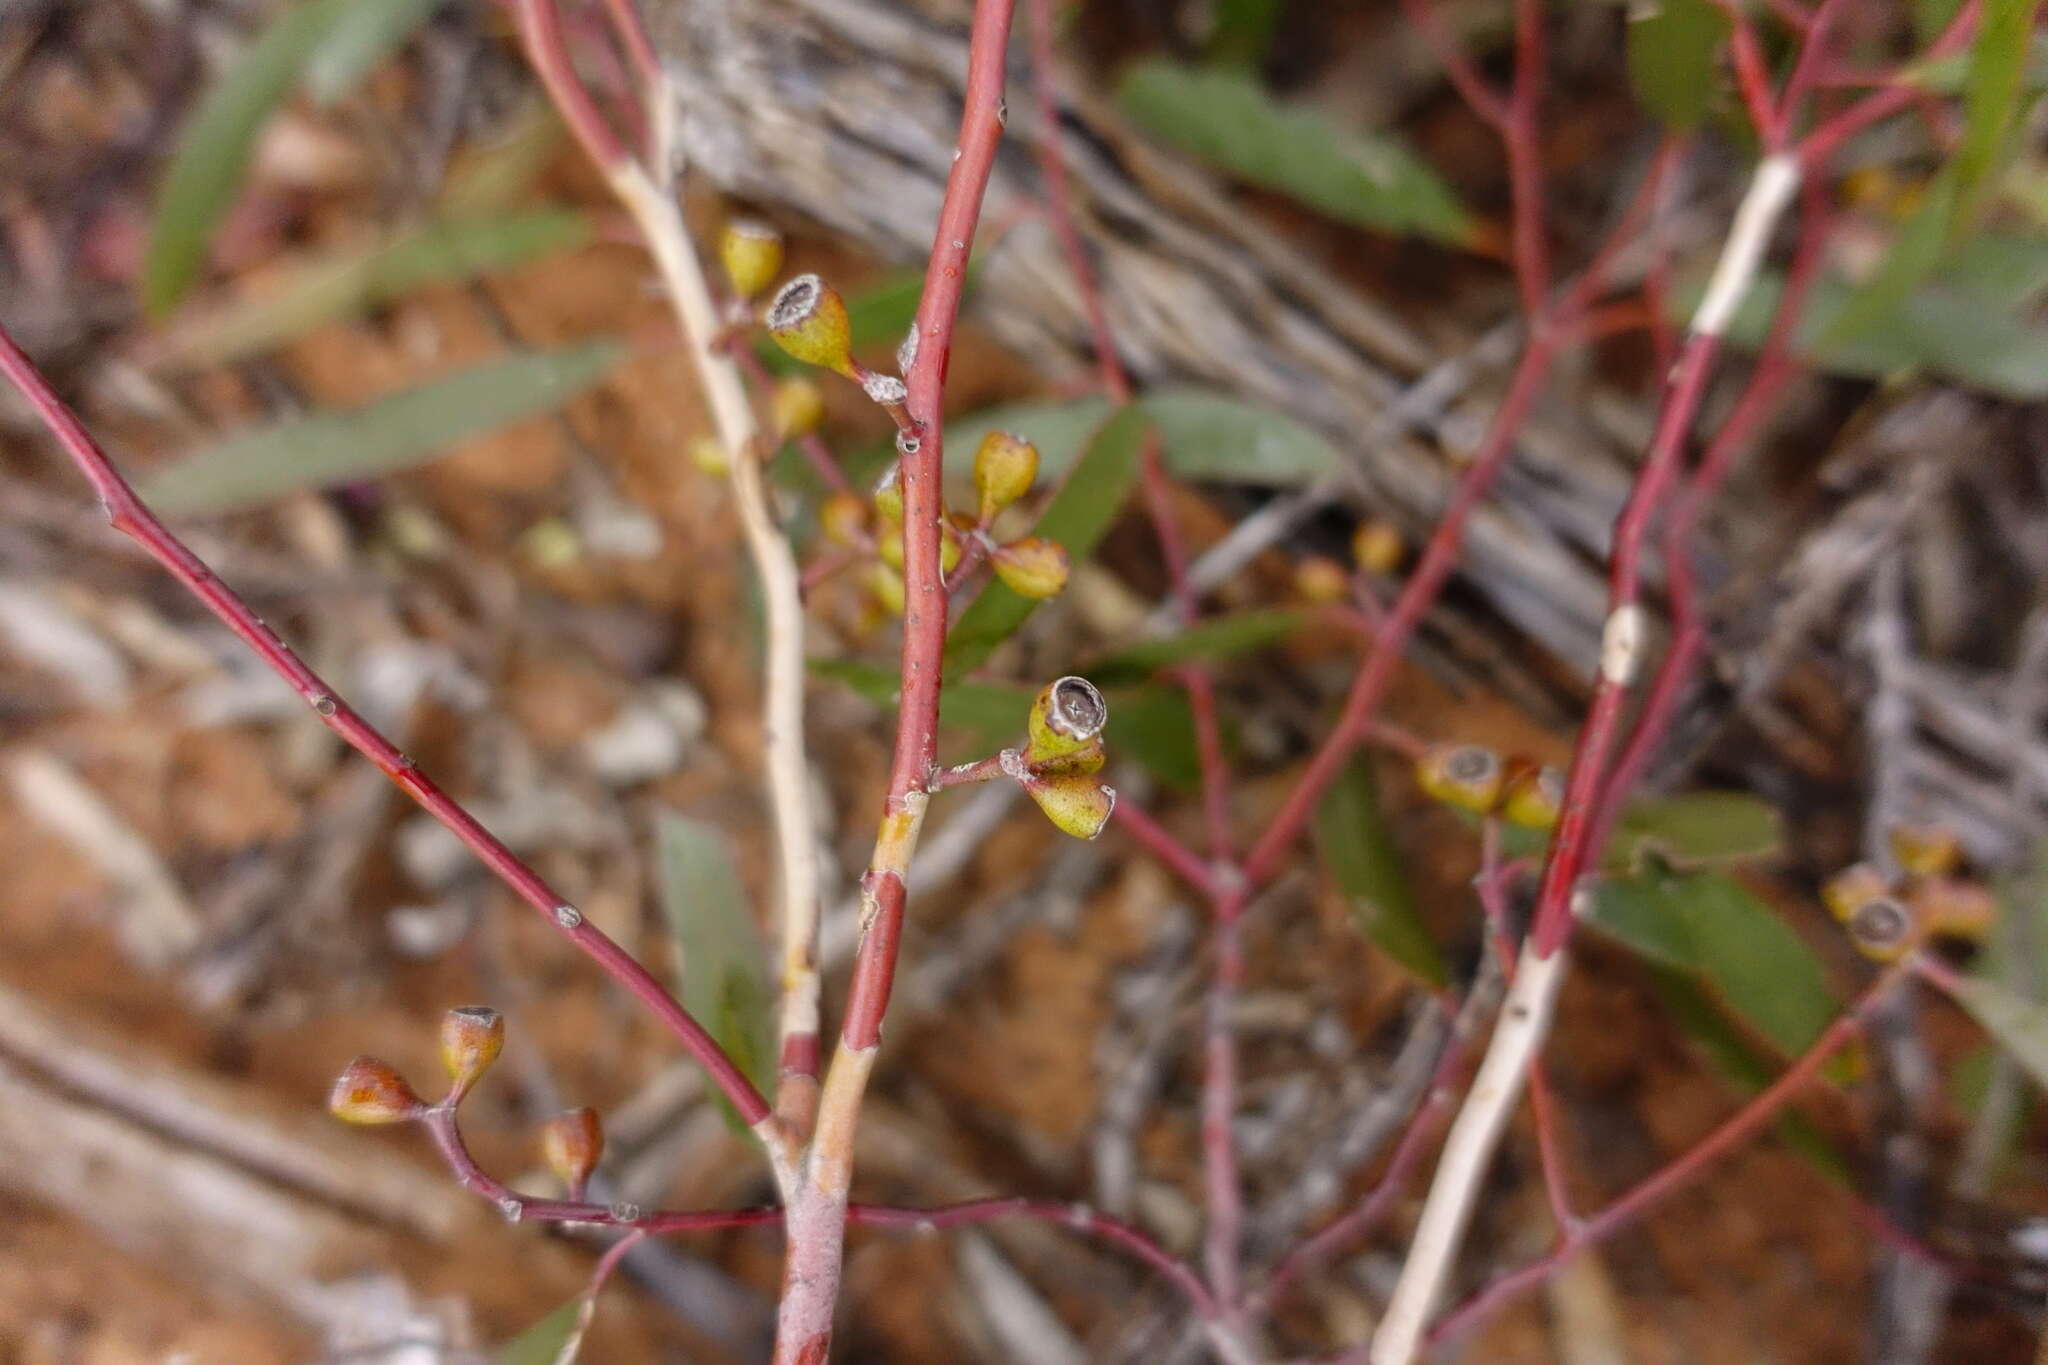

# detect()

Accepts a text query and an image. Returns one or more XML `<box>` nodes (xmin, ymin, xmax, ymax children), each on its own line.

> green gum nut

<box><xmin>1025</xmin><ymin>771</ymin><xmax>1116</xmax><ymax>840</ymax></box>
<box><xmin>765</xmin><ymin>274</ymin><xmax>856</xmax><ymax>378</ymax></box>
<box><xmin>1025</xmin><ymin>676</ymin><xmax>1108</xmax><ymax>774</ymax></box>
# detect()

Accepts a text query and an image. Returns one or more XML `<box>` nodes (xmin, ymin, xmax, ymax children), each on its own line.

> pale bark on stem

<box><xmin>1370</xmin><ymin>940</ymin><xmax>1569</xmax><ymax>1365</ymax></box>
<box><xmin>1422</xmin><ymin>967</ymin><xmax>1908</xmax><ymax>1351</ymax></box>
<box><xmin>776</xmin><ymin>3</ymin><xmax>1019</xmax><ymax>1357</ymax></box>
<box><xmin>0</xmin><ymin>325</ymin><xmax>774</xmax><ymax>1134</ymax></box>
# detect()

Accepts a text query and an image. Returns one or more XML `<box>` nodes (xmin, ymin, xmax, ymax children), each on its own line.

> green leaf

<box><xmin>141</xmin><ymin>341</ymin><xmax>625</xmax><ymax>514</ymax></box>
<box><xmin>1605</xmin><ymin>791</ymin><xmax>1785</xmax><ymax>871</ymax></box>
<box><xmin>1815</xmin><ymin>173</ymin><xmax>1959</xmax><ymax>348</ymax></box>
<box><xmin>1941</xmin><ymin>233</ymin><xmax>2048</xmax><ymax>306</ymax></box>
<box><xmin>498</xmin><ymin>1297</ymin><xmax>594</xmax><ymax>1365</ymax></box>
<box><xmin>1084</xmin><ymin>609</ymin><xmax>1311</xmax><ymax>685</ymax></box>
<box><xmin>655</xmin><ymin>810</ymin><xmax>774</xmax><ymax>1134</ymax></box>
<box><xmin>945</xmin><ymin>404</ymin><xmax>1149</xmax><ymax>674</ymax></box>
<box><xmin>1645</xmin><ymin>965</ymin><xmax>1852</xmax><ymax>1182</ymax></box>
<box><xmin>1116</xmin><ymin>60</ymin><xmax>1475</xmax><ymax>245</ymax></box>
<box><xmin>1943</xmin><ymin>974</ymin><xmax>2048</xmax><ymax>1092</ymax></box>
<box><xmin>436</xmin><ymin>104</ymin><xmax>566</xmax><ymax>221</ymax></box>
<box><xmin>157</xmin><ymin>209</ymin><xmax>591</xmax><ymax>367</ymax></box>
<box><xmin>143</xmin><ymin>0</ymin><xmax>354</xmax><ymax>317</ymax></box>
<box><xmin>1587</xmin><ymin>865</ymin><xmax>1837</xmax><ymax>1058</ymax></box>
<box><xmin>1954</xmin><ymin>0</ymin><xmax>2045</xmax><ymax>229</ymax></box>
<box><xmin>303</xmin><ymin>0</ymin><xmax>442</xmax><ymax>105</ymax></box>
<box><xmin>1141</xmin><ymin>387</ymin><xmax>1340</xmax><ymax>485</ymax></box>
<box><xmin>1314</xmin><ymin>759</ymin><xmax>1447</xmax><ymax>986</ymax></box>
<box><xmin>809</xmin><ymin>659</ymin><xmax>1202</xmax><ymax>790</ymax></box>
<box><xmin>1625</xmin><ymin>0</ymin><xmax>1732</xmax><ymax>130</ymax></box>
<box><xmin>942</xmin><ymin>388</ymin><xmax>1339</xmax><ymax>497</ymax></box>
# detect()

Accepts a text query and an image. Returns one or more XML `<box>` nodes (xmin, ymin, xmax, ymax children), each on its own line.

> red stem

<box><xmin>0</xmin><ymin>325</ymin><xmax>772</xmax><ymax>1128</ymax></box>
<box><xmin>1424</xmin><ymin>969</ymin><xmax>1903</xmax><ymax>1347</ymax></box>
<box><xmin>839</xmin><ymin>0</ymin><xmax>1018</xmax><ymax>1053</ymax></box>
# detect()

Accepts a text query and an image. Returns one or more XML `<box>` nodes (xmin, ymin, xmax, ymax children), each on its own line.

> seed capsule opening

<box><xmin>767</xmin><ymin>274</ymin><xmax>824</xmax><ymax>331</ymax></box>
<box><xmin>1047</xmin><ymin>676</ymin><xmax>1108</xmax><ymax>740</ymax></box>
<box><xmin>1848</xmin><ymin>896</ymin><xmax>1915</xmax><ymax>955</ymax></box>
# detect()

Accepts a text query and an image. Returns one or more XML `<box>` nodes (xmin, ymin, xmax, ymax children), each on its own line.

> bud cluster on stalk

<box><xmin>1291</xmin><ymin>520</ymin><xmax>1407</xmax><ymax>604</ymax></box>
<box><xmin>1821</xmin><ymin>824</ymin><xmax>1992</xmax><ymax>961</ymax></box>
<box><xmin>1412</xmin><ymin>743</ymin><xmax>1564</xmax><ymax>831</ymax></box>
<box><xmin>326</xmin><ymin>1007</ymin><xmax>609</xmax><ymax>1203</ymax></box>
<box><xmin>815</xmin><ymin>429</ymin><xmax>1070</xmax><ymax>623</ymax></box>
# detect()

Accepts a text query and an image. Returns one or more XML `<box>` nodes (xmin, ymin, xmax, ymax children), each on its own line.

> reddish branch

<box><xmin>0</xmin><ymin>325</ymin><xmax>772</xmax><ymax>1129</ymax></box>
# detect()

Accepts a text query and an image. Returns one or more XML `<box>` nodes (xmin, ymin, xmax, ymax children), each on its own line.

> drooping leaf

<box><xmin>1314</xmin><ymin>759</ymin><xmax>1447</xmax><ymax>986</ymax></box>
<box><xmin>1954</xmin><ymin>0</ymin><xmax>2045</xmax><ymax>230</ymax></box>
<box><xmin>143</xmin><ymin>0</ymin><xmax>354</xmax><ymax>317</ymax></box>
<box><xmin>945</xmin><ymin>405</ymin><xmax>1149</xmax><ymax>674</ymax></box>
<box><xmin>156</xmin><ymin>209</ymin><xmax>591</xmax><ymax>367</ymax></box>
<box><xmin>1645</xmin><ymin>964</ymin><xmax>1852</xmax><ymax>1182</ymax></box>
<box><xmin>1941</xmin><ymin>232</ymin><xmax>2048</xmax><ymax>306</ymax></box>
<box><xmin>1116</xmin><ymin>60</ymin><xmax>1475</xmax><ymax>245</ymax></box>
<box><xmin>1943</xmin><ymin>974</ymin><xmax>2048</xmax><ymax>1092</ymax></box>
<box><xmin>141</xmin><ymin>341</ymin><xmax>625</xmax><ymax>514</ymax></box>
<box><xmin>1626</xmin><ymin>0</ymin><xmax>1732</xmax><ymax>130</ymax></box>
<box><xmin>498</xmin><ymin>1297</ymin><xmax>594</xmax><ymax>1365</ymax></box>
<box><xmin>303</xmin><ymin>0</ymin><xmax>443</xmax><ymax>105</ymax></box>
<box><xmin>655</xmin><ymin>810</ymin><xmax>774</xmax><ymax>1133</ymax></box>
<box><xmin>1084</xmin><ymin>609</ymin><xmax>1311</xmax><ymax>685</ymax></box>
<box><xmin>1605</xmin><ymin>791</ymin><xmax>1785</xmax><ymax>871</ymax></box>
<box><xmin>1587</xmin><ymin>865</ymin><xmax>1837</xmax><ymax>1058</ymax></box>
<box><xmin>1141</xmin><ymin>387</ymin><xmax>1340</xmax><ymax>485</ymax></box>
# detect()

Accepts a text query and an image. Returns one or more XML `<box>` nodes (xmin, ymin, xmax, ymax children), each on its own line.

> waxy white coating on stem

<box><xmin>1691</xmin><ymin>154</ymin><xmax>1800</xmax><ymax>340</ymax></box>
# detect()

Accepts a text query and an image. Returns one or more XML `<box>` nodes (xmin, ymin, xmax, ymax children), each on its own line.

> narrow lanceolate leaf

<box><xmin>498</xmin><ymin>1297</ymin><xmax>595</xmax><ymax>1365</ymax></box>
<box><xmin>1116</xmin><ymin>60</ymin><xmax>1475</xmax><ymax>245</ymax></box>
<box><xmin>945</xmin><ymin>404</ymin><xmax>1149</xmax><ymax>674</ymax></box>
<box><xmin>302</xmin><ymin>0</ymin><xmax>443</xmax><ymax>105</ymax></box>
<box><xmin>1943</xmin><ymin>975</ymin><xmax>2048</xmax><ymax>1093</ymax></box>
<box><xmin>1646</xmin><ymin>965</ymin><xmax>1852</xmax><ymax>1182</ymax></box>
<box><xmin>1625</xmin><ymin>0</ymin><xmax>1732</xmax><ymax>130</ymax></box>
<box><xmin>1085</xmin><ymin>609</ymin><xmax>1311</xmax><ymax>686</ymax></box>
<box><xmin>157</xmin><ymin>209</ymin><xmax>591</xmax><ymax>367</ymax></box>
<box><xmin>655</xmin><ymin>811</ymin><xmax>774</xmax><ymax>1134</ymax></box>
<box><xmin>141</xmin><ymin>341</ymin><xmax>624</xmax><ymax>514</ymax></box>
<box><xmin>1314</xmin><ymin>759</ymin><xmax>1447</xmax><ymax>987</ymax></box>
<box><xmin>1587</xmin><ymin>865</ymin><xmax>1837</xmax><ymax>1058</ymax></box>
<box><xmin>143</xmin><ymin>0</ymin><xmax>353</xmax><ymax>317</ymax></box>
<box><xmin>1140</xmin><ymin>387</ymin><xmax>1339</xmax><ymax>485</ymax></box>
<box><xmin>1954</xmin><ymin>0</ymin><xmax>2046</xmax><ymax>229</ymax></box>
<box><xmin>1604</xmin><ymin>791</ymin><xmax>1785</xmax><ymax>871</ymax></box>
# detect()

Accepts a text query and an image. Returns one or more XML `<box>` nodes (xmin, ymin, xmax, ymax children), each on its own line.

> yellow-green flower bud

<box><xmin>819</xmin><ymin>492</ymin><xmax>869</xmax><ymax>548</ymax></box>
<box><xmin>765</xmin><ymin>274</ymin><xmax>856</xmax><ymax>378</ymax></box>
<box><xmin>1499</xmin><ymin>762</ymin><xmax>1564</xmax><ymax>831</ymax></box>
<box><xmin>771</xmin><ymin>377</ymin><xmax>826</xmax><ymax>440</ymax></box>
<box><xmin>1415</xmin><ymin>743</ymin><xmax>1505</xmax><ymax>815</ymax></box>
<box><xmin>719</xmin><ymin>219</ymin><xmax>784</xmax><ymax>300</ymax></box>
<box><xmin>1821</xmin><ymin>863</ymin><xmax>1891</xmax><ymax>924</ymax></box>
<box><xmin>328</xmin><ymin>1056</ymin><xmax>424</xmax><ymax>1125</ymax></box>
<box><xmin>1909</xmin><ymin>877</ymin><xmax>1995</xmax><ymax>942</ymax></box>
<box><xmin>1352</xmin><ymin>519</ymin><xmax>1404</xmax><ymax>575</ymax></box>
<box><xmin>972</xmin><ymin>431</ymin><xmax>1038</xmax><ymax>523</ymax></box>
<box><xmin>867</xmin><ymin>561</ymin><xmax>906</xmax><ymax>616</ymax></box>
<box><xmin>992</xmin><ymin>536</ymin><xmax>1069</xmax><ymax>600</ymax></box>
<box><xmin>438</xmin><ymin>1006</ymin><xmax>504</xmax><ymax>1101</ymax></box>
<box><xmin>1024</xmin><ymin>771</ymin><xmax>1116</xmax><ymax>840</ymax></box>
<box><xmin>1887</xmin><ymin>823</ymin><xmax>1961</xmax><ymax>879</ymax></box>
<box><xmin>1293</xmin><ymin>556</ymin><xmax>1350</xmax><ymax>604</ymax></box>
<box><xmin>872</xmin><ymin>467</ymin><xmax>904</xmax><ymax>525</ymax></box>
<box><xmin>540</xmin><ymin>1106</ymin><xmax>604</xmax><ymax>1197</ymax></box>
<box><xmin>690</xmin><ymin>435</ymin><xmax>731</xmax><ymax>476</ymax></box>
